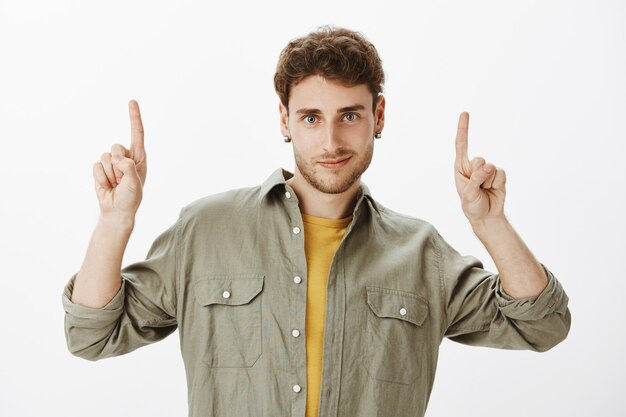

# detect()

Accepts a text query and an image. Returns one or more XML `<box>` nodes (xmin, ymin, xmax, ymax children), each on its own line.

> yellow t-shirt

<box><xmin>302</xmin><ymin>212</ymin><xmax>352</xmax><ymax>417</ymax></box>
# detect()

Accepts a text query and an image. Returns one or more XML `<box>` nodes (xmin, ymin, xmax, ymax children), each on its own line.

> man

<box><xmin>63</xmin><ymin>25</ymin><xmax>571</xmax><ymax>417</ymax></box>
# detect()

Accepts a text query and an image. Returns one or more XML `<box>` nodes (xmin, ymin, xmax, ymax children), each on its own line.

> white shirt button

<box><xmin>399</xmin><ymin>307</ymin><xmax>407</xmax><ymax>316</ymax></box>
<box><xmin>292</xmin><ymin>226</ymin><xmax>301</xmax><ymax>234</ymax></box>
<box><xmin>292</xmin><ymin>329</ymin><xmax>300</xmax><ymax>337</ymax></box>
<box><xmin>285</xmin><ymin>191</ymin><xmax>292</xmax><ymax>199</ymax></box>
<box><xmin>293</xmin><ymin>276</ymin><xmax>302</xmax><ymax>284</ymax></box>
<box><xmin>222</xmin><ymin>291</ymin><xmax>231</xmax><ymax>299</ymax></box>
<box><xmin>293</xmin><ymin>384</ymin><xmax>302</xmax><ymax>393</ymax></box>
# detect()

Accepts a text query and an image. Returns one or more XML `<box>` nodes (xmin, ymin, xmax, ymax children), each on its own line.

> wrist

<box><xmin>98</xmin><ymin>212</ymin><xmax>136</xmax><ymax>230</ymax></box>
<box><xmin>470</xmin><ymin>214</ymin><xmax>509</xmax><ymax>237</ymax></box>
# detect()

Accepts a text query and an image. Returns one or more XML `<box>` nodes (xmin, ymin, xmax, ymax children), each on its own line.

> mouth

<box><xmin>318</xmin><ymin>156</ymin><xmax>351</xmax><ymax>169</ymax></box>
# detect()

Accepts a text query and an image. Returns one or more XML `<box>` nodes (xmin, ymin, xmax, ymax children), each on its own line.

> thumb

<box><xmin>465</xmin><ymin>163</ymin><xmax>493</xmax><ymax>201</ymax></box>
<box><xmin>111</xmin><ymin>155</ymin><xmax>142</xmax><ymax>191</ymax></box>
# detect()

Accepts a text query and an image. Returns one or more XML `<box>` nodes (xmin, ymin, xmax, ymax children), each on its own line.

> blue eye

<box><xmin>344</xmin><ymin>112</ymin><xmax>359</xmax><ymax>122</ymax></box>
<box><xmin>304</xmin><ymin>115</ymin><xmax>317</xmax><ymax>124</ymax></box>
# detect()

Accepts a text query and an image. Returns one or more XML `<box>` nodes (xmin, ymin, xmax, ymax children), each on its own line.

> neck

<box><xmin>286</xmin><ymin>173</ymin><xmax>360</xmax><ymax>219</ymax></box>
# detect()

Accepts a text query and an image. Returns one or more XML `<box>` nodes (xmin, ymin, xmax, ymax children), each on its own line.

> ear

<box><xmin>279</xmin><ymin>102</ymin><xmax>290</xmax><ymax>137</ymax></box>
<box><xmin>374</xmin><ymin>94</ymin><xmax>386</xmax><ymax>133</ymax></box>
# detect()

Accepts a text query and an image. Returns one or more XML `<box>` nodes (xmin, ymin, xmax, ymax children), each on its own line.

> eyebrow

<box><xmin>295</xmin><ymin>104</ymin><xmax>366</xmax><ymax>115</ymax></box>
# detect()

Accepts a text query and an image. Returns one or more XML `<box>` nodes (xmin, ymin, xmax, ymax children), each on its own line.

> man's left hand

<box><xmin>454</xmin><ymin>112</ymin><xmax>507</xmax><ymax>226</ymax></box>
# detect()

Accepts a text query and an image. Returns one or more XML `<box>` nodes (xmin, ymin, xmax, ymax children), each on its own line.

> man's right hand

<box><xmin>93</xmin><ymin>99</ymin><xmax>147</xmax><ymax>221</ymax></box>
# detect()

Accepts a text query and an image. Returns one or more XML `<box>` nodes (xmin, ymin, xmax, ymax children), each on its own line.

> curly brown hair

<box><xmin>274</xmin><ymin>25</ymin><xmax>386</xmax><ymax>115</ymax></box>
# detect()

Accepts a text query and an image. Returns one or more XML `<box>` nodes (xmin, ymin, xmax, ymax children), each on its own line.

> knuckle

<box><xmin>111</xmin><ymin>143</ymin><xmax>126</xmax><ymax>153</ymax></box>
<box><xmin>100</xmin><ymin>152</ymin><xmax>111</xmax><ymax>161</ymax></box>
<box><xmin>119</xmin><ymin>158</ymin><xmax>134</xmax><ymax>168</ymax></box>
<box><xmin>470</xmin><ymin>157</ymin><xmax>485</xmax><ymax>168</ymax></box>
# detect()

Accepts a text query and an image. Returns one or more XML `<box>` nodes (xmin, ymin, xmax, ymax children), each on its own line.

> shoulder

<box><xmin>179</xmin><ymin>185</ymin><xmax>261</xmax><ymax>223</ymax></box>
<box><xmin>376</xmin><ymin>201</ymin><xmax>438</xmax><ymax>233</ymax></box>
<box><xmin>373</xmin><ymin>201</ymin><xmax>441</xmax><ymax>244</ymax></box>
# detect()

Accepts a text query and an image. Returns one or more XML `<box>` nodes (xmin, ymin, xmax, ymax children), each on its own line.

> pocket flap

<box><xmin>366</xmin><ymin>286</ymin><xmax>429</xmax><ymax>326</ymax></box>
<box><xmin>194</xmin><ymin>275</ymin><xmax>264</xmax><ymax>306</ymax></box>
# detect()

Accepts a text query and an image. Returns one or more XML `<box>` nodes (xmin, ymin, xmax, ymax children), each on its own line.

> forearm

<box><xmin>471</xmin><ymin>215</ymin><xmax>548</xmax><ymax>299</ymax></box>
<box><xmin>71</xmin><ymin>215</ymin><xmax>135</xmax><ymax>308</ymax></box>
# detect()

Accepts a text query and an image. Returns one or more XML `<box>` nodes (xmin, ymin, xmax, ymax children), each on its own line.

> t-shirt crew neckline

<box><xmin>301</xmin><ymin>212</ymin><xmax>353</xmax><ymax>228</ymax></box>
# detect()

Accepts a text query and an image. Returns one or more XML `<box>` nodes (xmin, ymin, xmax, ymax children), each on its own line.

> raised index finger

<box><xmin>455</xmin><ymin>111</ymin><xmax>469</xmax><ymax>164</ymax></box>
<box><xmin>128</xmin><ymin>99</ymin><xmax>144</xmax><ymax>151</ymax></box>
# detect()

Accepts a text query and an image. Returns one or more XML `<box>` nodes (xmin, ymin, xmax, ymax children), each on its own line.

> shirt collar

<box><xmin>258</xmin><ymin>167</ymin><xmax>381</xmax><ymax>216</ymax></box>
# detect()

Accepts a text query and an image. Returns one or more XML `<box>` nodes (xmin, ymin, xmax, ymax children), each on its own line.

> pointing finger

<box><xmin>129</xmin><ymin>99</ymin><xmax>144</xmax><ymax>153</ymax></box>
<box><xmin>455</xmin><ymin>112</ymin><xmax>470</xmax><ymax>165</ymax></box>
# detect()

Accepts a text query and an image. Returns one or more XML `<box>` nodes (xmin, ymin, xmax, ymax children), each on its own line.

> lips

<box><xmin>319</xmin><ymin>157</ymin><xmax>350</xmax><ymax>164</ymax></box>
<box><xmin>318</xmin><ymin>156</ymin><xmax>351</xmax><ymax>168</ymax></box>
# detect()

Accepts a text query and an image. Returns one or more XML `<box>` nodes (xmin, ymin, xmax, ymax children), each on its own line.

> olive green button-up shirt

<box><xmin>62</xmin><ymin>167</ymin><xmax>571</xmax><ymax>417</ymax></box>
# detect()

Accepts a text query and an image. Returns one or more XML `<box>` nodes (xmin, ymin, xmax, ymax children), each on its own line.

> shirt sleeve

<box><xmin>62</xmin><ymin>213</ymin><xmax>182</xmax><ymax>361</ymax></box>
<box><xmin>433</xmin><ymin>229</ymin><xmax>571</xmax><ymax>352</ymax></box>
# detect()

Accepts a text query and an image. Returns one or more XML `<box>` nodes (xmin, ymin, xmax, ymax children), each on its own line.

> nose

<box><xmin>322</xmin><ymin>123</ymin><xmax>344</xmax><ymax>153</ymax></box>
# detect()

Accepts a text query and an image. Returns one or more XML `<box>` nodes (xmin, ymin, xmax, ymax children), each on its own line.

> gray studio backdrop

<box><xmin>0</xmin><ymin>0</ymin><xmax>624</xmax><ymax>416</ymax></box>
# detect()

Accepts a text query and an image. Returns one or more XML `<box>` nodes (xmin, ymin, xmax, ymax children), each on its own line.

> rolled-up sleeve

<box><xmin>62</xmin><ymin>214</ymin><xmax>182</xmax><ymax>361</ymax></box>
<box><xmin>435</xmin><ymin>230</ymin><xmax>571</xmax><ymax>352</ymax></box>
<box><xmin>495</xmin><ymin>262</ymin><xmax>570</xmax><ymax>321</ymax></box>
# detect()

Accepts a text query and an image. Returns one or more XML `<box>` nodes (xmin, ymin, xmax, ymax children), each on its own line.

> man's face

<box><xmin>280</xmin><ymin>75</ymin><xmax>385</xmax><ymax>194</ymax></box>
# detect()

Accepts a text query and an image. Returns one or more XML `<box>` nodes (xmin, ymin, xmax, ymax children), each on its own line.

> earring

<box><xmin>284</xmin><ymin>135</ymin><xmax>291</xmax><ymax>143</ymax></box>
<box><xmin>375</xmin><ymin>131</ymin><xmax>382</xmax><ymax>139</ymax></box>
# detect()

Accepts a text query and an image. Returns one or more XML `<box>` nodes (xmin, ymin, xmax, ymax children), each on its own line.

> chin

<box><xmin>314</xmin><ymin>176</ymin><xmax>358</xmax><ymax>194</ymax></box>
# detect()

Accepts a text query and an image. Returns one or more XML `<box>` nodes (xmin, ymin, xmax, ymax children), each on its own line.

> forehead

<box><xmin>289</xmin><ymin>75</ymin><xmax>372</xmax><ymax>111</ymax></box>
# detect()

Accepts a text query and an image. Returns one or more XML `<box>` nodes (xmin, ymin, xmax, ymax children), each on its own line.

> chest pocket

<box><xmin>364</xmin><ymin>285</ymin><xmax>430</xmax><ymax>385</ymax></box>
<box><xmin>194</xmin><ymin>275</ymin><xmax>264</xmax><ymax>368</ymax></box>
